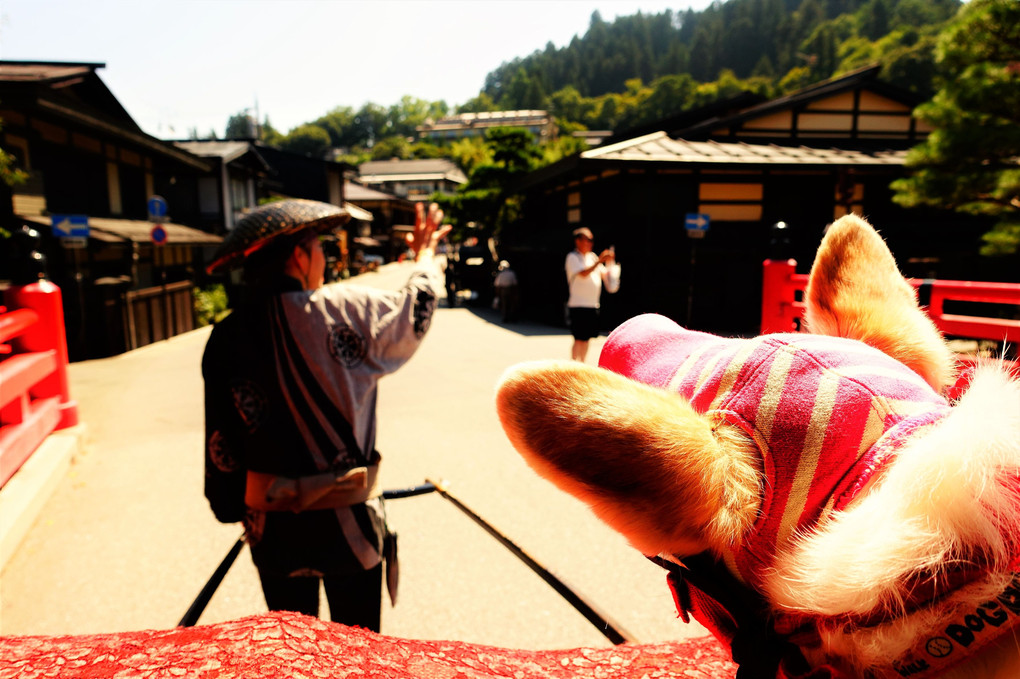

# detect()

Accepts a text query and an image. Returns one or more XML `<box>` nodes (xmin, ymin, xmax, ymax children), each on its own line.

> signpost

<box><xmin>57</xmin><ymin>236</ymin><xmax>88</xmax><ymax>250</ymax></box>
<box><xmin>683</xmin><ymin>213</ymin><xmax>710</xmax><ymax>326</ymax></box>
<box><xmin>148</xmin><ymin>196</ymin><xmax>169</xmax><ymax>246</ymax></box>
<box><xmin>147</xmin><ymin>196</ymin><xmax>171</xmax><ymax>338</ymax></box>
<box><xmin>51</xmin><ymin>213</ymin><xmax>90</xmax><ymax>241</ymax></box>
<box><xmin>51</xmin><ymin>216</ymin><xmax>88</xmax><ymax>343</ymax></box>
<box><xmin>684</xmin><ymin>212</ymin><xmax>710</xmax><ymax>238</ymax></box>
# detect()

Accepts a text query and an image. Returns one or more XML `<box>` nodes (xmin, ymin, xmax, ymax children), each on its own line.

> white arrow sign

<box><xmin>685</xmin><ymin>213</ymin><xmax>710</xmax><ymax>231</ymax></box>
<box><xmin>50</xmin><ymin>214</ymin><xmax>90</xmax><ymax>238</ymax></box>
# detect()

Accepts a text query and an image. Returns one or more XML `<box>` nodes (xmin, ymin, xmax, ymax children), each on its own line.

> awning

<box><xmin>22</xmin><ymin>215</ymin><xmax>223</xmax><ymax>245</ymax></box>
<box><xmin>343</xmin><ymin>202</ymin><xmax>374</xmax><ymax>222</ymax></box>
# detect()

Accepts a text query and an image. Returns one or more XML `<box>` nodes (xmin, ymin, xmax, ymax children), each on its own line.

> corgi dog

<box><xmin>496</xmin><ymin>215</ymin><xmax>1020</xmax><ymax>678</ymax></box>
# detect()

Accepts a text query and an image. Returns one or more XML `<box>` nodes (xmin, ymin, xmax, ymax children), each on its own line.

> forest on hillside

<box><xmin>474</xmin><ymin>0</ymin><xmax>960</xmax><ymax>133</ymax></box>
<box><xmin>230</xmin><ymin>0</ymin><xmax>962</xmax><ymax>164</ymax></box>
<box><xmin>482</xmin><ymin>0</ymin><xmax>959</xmax><ymax>104</ymax></box>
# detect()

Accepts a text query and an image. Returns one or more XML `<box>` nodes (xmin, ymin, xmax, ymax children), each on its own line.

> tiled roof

<box><xmin>423</xmin><ymin>110</ymin><xmax>552</xmax><ymax>129</ymax></box>
<box><xmin>359</xmin><ymin>158</ymin><xmax>463</xmax><ymax>176</ymax></box>
<box><xmin>358</xmin><ymin>158</ymin><xmax>468</xmax><ymax>184</ymax></box>
<box><xmin>0</xmin><ymin>61</ymin><xmax>103</xmax><ymax>83</ymax></box>
<box><xmin>343</xmin><ymin>202</ymin><xmax>374</xmax><ymax>222</ymax></box>
<box><xmin>581</xmin><ymin>132</ymin><xmax>907</xmax><ymax>166</ymax></box>
<box><xmin>174</xmin><ymin>140</ymin><xmax>255</xmax><ymax>163</ymax></box>
<box><xmin>345</xmin><ymin>181</ymin><xmax>402</xmax><ymax>201</ymax></box>
<box><xmin>442</xmin><ymin>109</ymin><xmax>548</xmax><ymax>122</ymax></box>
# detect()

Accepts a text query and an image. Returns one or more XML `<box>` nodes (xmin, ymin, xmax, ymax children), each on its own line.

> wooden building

<box><xmin>344</xmin><ymin>180</ymin><xmax>416</xmax><ymax>263</ymax></box>
<box><xmin>171</xmin><ymin>140</ymin><xmax>270</xmax><ymax>233</ymax></box>
<box><xmin>505</xmin><ymin>66</ymin><xmax>997</xmax><ymax>335</ymax></box>
<box><xmin>0</xmin><ymin>61</ymin><xmax>222</xmax><ymax>359</ymax></box>
<box><xmin>417</xmin><ymin>110</ymin><xmax>557</xmax><ymax>144</ymax></box>
<box><xmin>254</xmin><ymin>143</ymin><xmax>350</xmax><ymax>208</ymax></box>
<box><xmin>357</xmin><ymin>158</ymin><xmax>467</xmax><ymax>203</ymax></box>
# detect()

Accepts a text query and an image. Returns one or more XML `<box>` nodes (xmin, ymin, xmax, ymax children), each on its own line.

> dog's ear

<box><xmin>805</xmin><ymin>215</ymin><xmax>955</xmax><ymax>391</ymax></box>
<box><xmin>496</xmin><ymin>360</ymin><xmax>760</xmax><ymax>558</ymax></box>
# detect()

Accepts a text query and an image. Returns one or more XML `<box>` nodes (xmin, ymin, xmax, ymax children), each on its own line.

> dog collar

<box><xmin>812</xmin><ymin>571</ymin><xmax>1020</xmax><ymax>678</ymax></box>
<box><xmin>662</xmin><ymin>554</ymin><xmax>1020</xmax><ymax>679</ymax></box>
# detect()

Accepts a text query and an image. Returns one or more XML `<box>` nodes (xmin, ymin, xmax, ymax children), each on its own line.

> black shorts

<box><xmin>568</xmin><ymin>307</ymin><xmax>600</xmax><ymax>340</ymax></box>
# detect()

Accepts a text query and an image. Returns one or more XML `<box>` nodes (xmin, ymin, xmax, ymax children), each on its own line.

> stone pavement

<box><xmin>0</xmin><ymin>262</ymin><xmax>706</xmax><ymax>650</ymax></box>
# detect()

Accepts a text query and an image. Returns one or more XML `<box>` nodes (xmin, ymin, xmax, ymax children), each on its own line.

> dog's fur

<box><xmin>496</xmin><ymin>215</ymin><xmax>1020</xmax><ymax>678</ymax></box>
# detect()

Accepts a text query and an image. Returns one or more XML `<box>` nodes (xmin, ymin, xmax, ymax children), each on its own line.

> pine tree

<box><xmin>891</xmin><ymin>0</ymin><xmax>1020</xmax><ymax>255</ymax></box>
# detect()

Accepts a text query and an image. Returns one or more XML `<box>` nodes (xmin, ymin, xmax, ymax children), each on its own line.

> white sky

<box><xmin>0</xmin><ymin>0</ymin><xmax>715</xmax><ymax>140</ymax></box>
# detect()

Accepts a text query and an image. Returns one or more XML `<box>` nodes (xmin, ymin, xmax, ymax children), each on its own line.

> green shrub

<box><xmin>193</xmin><ymin>284</ymin><xmax>230</xmax><ymax>326</ymax></box>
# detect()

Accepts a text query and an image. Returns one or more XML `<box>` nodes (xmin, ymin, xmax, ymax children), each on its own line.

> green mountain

<box><xmin>474</xmin><ymin>0</ymin><xmax>960</xmax><ymax>130</ymax></box>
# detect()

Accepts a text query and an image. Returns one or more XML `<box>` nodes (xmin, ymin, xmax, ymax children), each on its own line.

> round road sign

<box><xmin>148</xmin><ymin>195</ymin><xmax>168</xmax><ymax>221</ymax></box>
<box><xmin>151</xmin><ymin>224</ymin><xmax>168</xmax><ymax>245</ymax></box>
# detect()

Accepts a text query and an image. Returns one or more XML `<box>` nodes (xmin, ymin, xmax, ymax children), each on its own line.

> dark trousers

<box><xmin>259</xmin><ymin>564</ymin><xmax>383</xmax><ymax>631</ymax></box>
<box><xmin>497</xmin><ymin>285</ymin><xmax>519</xmax><ymax>322</ymax></box>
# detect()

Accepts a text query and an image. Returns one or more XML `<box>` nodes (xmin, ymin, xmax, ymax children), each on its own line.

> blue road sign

<box><xmin>685</xmin><ymin>213</ymin><xmax>710</xmax><ymax>232</ymax></box>
<box><xmin>51</xmin><ymin>214</ymin><xmax>90</xmax><ymax>238</ymax></box>
<box><xmin>151</xmin><ymin>224</ymin><xmax>168</xmax><ymax>245</ymax></box>
<box><xmin>147</xmin><ymin>195</ymin><xmax>168</xmax><ymax>221</ymax></box>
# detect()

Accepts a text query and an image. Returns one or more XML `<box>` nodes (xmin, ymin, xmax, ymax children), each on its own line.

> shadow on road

<box><xmin>446</xmin><ymin>303</ymin><xmax>620</xmax><ymax>342</ymax></box>
<box><xmin>445</xmin><ymin>304</ymin><xmax>569</xmax><ymax>338</ymax></box>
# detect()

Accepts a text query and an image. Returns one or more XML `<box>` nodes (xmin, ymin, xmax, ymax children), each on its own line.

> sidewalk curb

<box><xmin>0</xmin><ymin>424</ymin><xmax>85</xmax><ymax>574</ymax></box>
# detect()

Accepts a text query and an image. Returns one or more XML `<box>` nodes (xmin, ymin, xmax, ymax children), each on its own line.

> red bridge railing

<box><xmin>760</xmin><ymin>259</ymin><xmax>1020</xmax><ymax>345</ymax></box>
<box><xmin>1</xmin><ymin>280</ymin><xmax>79</xmax><ymax>489</ymax></box>
<box><xmin>760</xmin><ymin>260</ymin><xmax>810</xmax><ymax>336</ymax></box>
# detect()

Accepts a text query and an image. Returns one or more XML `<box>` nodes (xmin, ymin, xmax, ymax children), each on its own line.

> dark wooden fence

<box><xmin>123</xmin><ymin>281</ymin><xmax>195</xmax><ymax>350</ymax></box>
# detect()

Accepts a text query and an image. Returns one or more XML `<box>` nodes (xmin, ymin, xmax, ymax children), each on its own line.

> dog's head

<box><xmin>496</xmin><ymin>215</ymin><xmax>1020</xmax><ymax>678</ymax></box>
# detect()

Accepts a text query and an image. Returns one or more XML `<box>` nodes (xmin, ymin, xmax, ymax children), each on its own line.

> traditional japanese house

<box><xmin>505</xmin><ymin>65</ymin><xmax>997</xmax><ymax>335</ymax></box>
<box><xmin>0</xmin><ymin>60</ymin><xmax>222</xmax><ymax>358</ymax></box>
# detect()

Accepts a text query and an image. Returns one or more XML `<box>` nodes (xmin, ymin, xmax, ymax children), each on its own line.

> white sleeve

<box><xmin>602</xmin><ymin>263</ymin><xmax>621</xmax><ymax>294</ymax></box>
<box><xmin>565</xmin><ymin>252</ymin><xmax>585</xmax><ymax>284</ymax></box>
<box><xmin>312</xmin><ymin>263</ymin><xmax>442</xmax><ymax>375</ymax></box>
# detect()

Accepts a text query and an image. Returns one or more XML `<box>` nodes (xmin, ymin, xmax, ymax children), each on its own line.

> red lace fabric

<box><xmin>0</xmin><ymin>611</ymin><xmax>736</xmax><ymax>678</ymax></box>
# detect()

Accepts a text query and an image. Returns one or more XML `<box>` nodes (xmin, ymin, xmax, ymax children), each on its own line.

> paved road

<box><xmin>1</xmin><ymin>263</ymin><xmax>707</xmax><ymax>650</ymax></box>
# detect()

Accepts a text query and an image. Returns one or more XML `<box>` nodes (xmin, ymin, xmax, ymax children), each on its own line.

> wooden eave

<box><xmin>515</xmin><ymin>132</ymin><xmax>906</xmax><ymax>194</ymax></box>
<box><xmin>677</xmin><ymin>65</ymin><xmax>922</xmax><ymax>141</ymax></box>
<box><xmin>33</xmin><ymin>96</ymin><xmax>211</xmax><ymax>171</ymax></box>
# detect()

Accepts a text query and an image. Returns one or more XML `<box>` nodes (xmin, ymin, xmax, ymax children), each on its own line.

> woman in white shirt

<box><xmin>565</xmin><ymin>227</ymin><xmax>620</xmax><ymax>362</ymax></box>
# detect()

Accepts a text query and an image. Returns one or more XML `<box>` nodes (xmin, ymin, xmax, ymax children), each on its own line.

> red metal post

<box><xmin>3</xmin><ymin>281</ymin><xmax>79</xmax><ymax>429</ymax></box>
<box><xmin>760</xmin><ymin>259</ymin><xmax>801</xmax><ymax>334</ymax></box>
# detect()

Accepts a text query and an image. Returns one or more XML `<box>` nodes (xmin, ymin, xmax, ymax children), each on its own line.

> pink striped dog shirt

<box><xmin>599</xmin><ymin>313</ymin><xmax>950</xmax><ymax>592</ymax></box>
